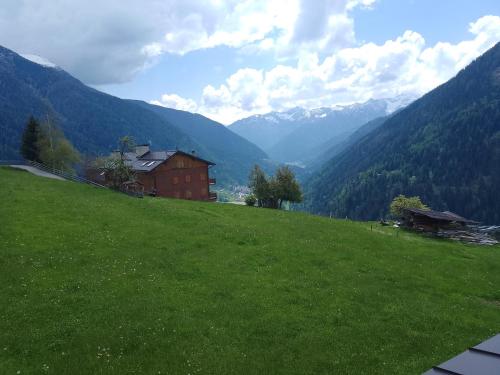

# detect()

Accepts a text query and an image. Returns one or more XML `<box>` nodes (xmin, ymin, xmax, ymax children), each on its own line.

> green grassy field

<box><xmin>1</xmin><ymin>167</ymin><xmax>499</xmax><ymax>374</ymax></box>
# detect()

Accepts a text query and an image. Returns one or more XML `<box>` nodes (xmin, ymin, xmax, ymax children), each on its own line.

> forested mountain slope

<box><xmin>307</xmin><ymin>42</ymin><xmax>500</xmax><ymax>224</ymax></box>
<box><xmin>131</xmin><ymin>101</ymin><xmax>270</xmax><ymax>185</ymax></box>
<box><xmin>0</xmin><ymin>46</ymin><xmax>199</xmax><ymax>159</ymax></box>
<box><xmin>0</xmin><ymin>45</ymin><xmax>266</xmax><ymax>186</ymax></box>
<box><xmin>310</xmin><ymin>115</ymin><xmax>390</xmax><ymax>170</ymax></box>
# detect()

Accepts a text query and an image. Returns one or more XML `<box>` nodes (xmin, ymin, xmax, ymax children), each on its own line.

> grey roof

<box><xmin>140</xmin><ymin>151</ymin><xmax>176</xmax><ymax>160</ymax></box>
<box><xmin>123</xmin><ymin>150</ymin><xmax>214</xmax><ymax>172</ymax></box>
<box><xmin>423</xmin><ymin>334</ymin><xmax>500</xmax><ymax>375</ymax></box>
<box><xmin>404</xmin><ymin>208</ymin><xmax>477</xmax><ymax>224</ymax></box>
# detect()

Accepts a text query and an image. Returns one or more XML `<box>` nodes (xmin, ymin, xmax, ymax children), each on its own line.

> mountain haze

<box><xmin>229</xmin><ymin>96</ymin><xmax>415</xmax><ymax>165</ymax></box>
<box><xmin>307</xmin><ymin>42</ymin><xmax>500</xmax><ymax>223</ymax></box>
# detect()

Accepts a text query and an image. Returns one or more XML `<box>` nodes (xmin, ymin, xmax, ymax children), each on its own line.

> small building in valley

<box><xmin>93</xmin><ymin>145</ymin><xmax>217</xmax><ymax>201</ymax></box>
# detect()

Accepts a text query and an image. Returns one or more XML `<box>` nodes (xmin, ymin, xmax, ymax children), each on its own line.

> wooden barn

<box><xmin>401</xmin><ymin>208</ymin><xmax>477</xmax><ymax>232</ymax></box>
<box><xmin>93</xmin><ymin>145</ymin><xmax>217</xmax><ymax>201</ymax></box>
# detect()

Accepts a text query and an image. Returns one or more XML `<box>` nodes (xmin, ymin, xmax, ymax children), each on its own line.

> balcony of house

<box><xmin>209</xmin><ymin>191</ymin><xmax>217</xmax><ymax>201</ymax></box>
<box><xmin>209</xmin><ymin>178</ymin><xmax>216</xmax><ymax>185</ymax></box>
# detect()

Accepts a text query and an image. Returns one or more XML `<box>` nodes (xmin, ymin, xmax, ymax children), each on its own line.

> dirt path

<box><xmin>9</xmin><ymin>165</ymin><xmax>66</xmax><ymax>181</ymax></box>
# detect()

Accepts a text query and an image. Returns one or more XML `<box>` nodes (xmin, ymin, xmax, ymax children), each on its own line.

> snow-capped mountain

<box><xmin>228</xmin><ymin>96</ymin><xmax>419</xmax><ymax>164</ymax></box>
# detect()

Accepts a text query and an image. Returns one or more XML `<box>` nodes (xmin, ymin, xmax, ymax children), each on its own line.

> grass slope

<box><xmin>1</xmin><ymin>167</ymin><xmax>499</xmax><ymax>374</ymax></box>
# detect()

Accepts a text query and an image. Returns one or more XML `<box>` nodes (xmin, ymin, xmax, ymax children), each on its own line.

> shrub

<box><xmin>245</xmin><ymin>194</ymin><xmax>257</xmax><ymax>206</ymax></box>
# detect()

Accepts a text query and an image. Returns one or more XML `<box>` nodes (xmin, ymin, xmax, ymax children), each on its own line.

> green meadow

<box><xmin>0</xmin><ymin>167</ymin><xmax>499</xmax><ymax>374</ymax></box>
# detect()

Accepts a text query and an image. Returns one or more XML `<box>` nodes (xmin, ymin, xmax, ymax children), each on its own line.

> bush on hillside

<box><xmin>244</xmin><ymin>194</ymin><xmax>257</xmax><ymax>206</ymax></box>
<box><xmin>390</xmin><ymin>194</ymin><xmax>429</xmax><ymax>218</ymax></box>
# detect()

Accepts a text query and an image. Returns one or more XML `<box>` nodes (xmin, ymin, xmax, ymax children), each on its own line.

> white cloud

<box><xmin>347</xmin><ymin>0</ymin><xmax>377</xmax><ymax>10</ymax></box>
<box><xmin>0</xmin><ymin>0</ymin><xmax>369</xmax><ymax>84</ymax></box>
<box><xmin>160</xmin><ymin>15</ymin><xmax>500</xmax><ymax>124</ymax></box>
<box><xmin>151</xmin><ymin>94</ymin><xmax>198</xmax><ymax>112</ymax></box>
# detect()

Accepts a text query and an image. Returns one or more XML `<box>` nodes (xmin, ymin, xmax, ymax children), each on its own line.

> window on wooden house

<box><xmin>185</xmin><ymin>190</ymin><xmax>192</xmax><ymax>199</ymax></box>
<box><xmin>173</xmin><ymin>176</ymin><xmax>179</xmax><ymax>185</ymax></box>
<box><xmin>185</xmin><ymin>174</ymin><xmax>191</xmax><ymax>183</ymax></box>
<box><xmin>200</xmin><ymin>173</ymin><xmax>206</xmax><ymax>181</ymax></box>
<box><xmin>176</xmin><ymin>160</ymin><xmax>185</xmax><ymax>168</ymax></box>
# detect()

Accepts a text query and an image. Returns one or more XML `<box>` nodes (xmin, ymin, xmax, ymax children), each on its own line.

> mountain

<box><xmin>267</xmin><ymin>101</ymin><xmax>389</xmax><ymax>164</ymax></box>
<box><xmin>0</xmin><ymin>45</ymin><xmax>268</xmax><ymax>186</ymax></box>
<box><xmin>229</xmin><ymin>96</ymin><xmax>415</xmax><ymax>165</ymax></box>
<box><xmin>130</xmin><ymin>101</ymin><xmax>269</xmax><ymax>185</ymax></box>
<box><xmin>310</xmin><ymin>115</ymin><xmax>391</xmax><ymax>169</ymax></box>
<box><xmin>307</xmin><ymin>42</ymin><xmax>500</xmax><ymax>224</ymax></box>
<box><xmin>229</xmin><ymin>108</ymin><xmax>307</xmax><ymax>152</ymax></box>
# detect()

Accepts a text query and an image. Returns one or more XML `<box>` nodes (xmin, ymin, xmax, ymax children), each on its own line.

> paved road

<box><xmin>9</xmin><ymin>165</ymin><xmax>66</xmax><ymax>181</ymax></box>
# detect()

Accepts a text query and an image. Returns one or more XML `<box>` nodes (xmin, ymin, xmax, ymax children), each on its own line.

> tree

<box><xmin>244</xmin><ymin>194</ymin><xmax>257</xmax><ymax>206</ymax></box>
<box><xmin>94</xmin><ymin>136</ymin><xmax>136</xmax><ymax>189</ymax></box>
<box><xmin>274</xmin><ymin>166</ymin><xmax>303</xmax><ymax>208</ymax></box>
<box><xmin>249</xmin><ymin>165</ymin><xmax>270</xmax><ymax>207</ymax></box>
<box><xmin>37</xmin><ymin>116</ymin><xmax>80</xmax><ymax>173</ymax></box>
<box><xmin>248</xmin><ymin>164</ymin><xmax>303</xmax><ymax>209</ymax></box>
<box><xmin>20</xmin><ymin>116</ymin><xmax>41</xmax><ymax>161</ymax></box>
<box><xmin>390</xmin><ymin>194</ymin><xmax>429</xmax><ymax>218</ymax></box>
<box><xmin>117</xmin><ymin>136</ymin><xmax>135</xmax><ymax>158</ymax></box>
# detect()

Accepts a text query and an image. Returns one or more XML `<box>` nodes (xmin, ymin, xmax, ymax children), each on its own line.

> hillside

<box><xmin>130</xmin><ymin>101</ymin><xmax>270</xmax><ymax>185</ymax></box>
<box><xmin>307</xmin><ymin>42</ymin><xmax>500</xmax><ymax>223</ymax></box>
<box><xmin>229</xmin><ymin>97</ymin><xmax>415</xmax><ymax>165</ymax></box>
<box><xmin>1</xmin><ymin>167</ymin><xmax>499</xmax><ymax>374</ymax></box>
<box><xmin>0</xmin><ymin>45</ymin><xmax>266</xmax><ymax>186</ymax></box>
<box><xmin>310</xmin><ymin>115</ymin><xmax>390</xmax><ymax>169</ymax></box>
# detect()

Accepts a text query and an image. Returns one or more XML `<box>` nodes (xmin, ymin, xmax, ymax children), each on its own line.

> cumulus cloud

<box><xmin>0</xmin><ymin>0</ymin><xmax>369</xmax><ymax>84</ymax></box>
<box><xmin>160</xmin><ymin>15</ymin><xmax>500</xmax><ymax>124</ymax></box>
<box><xmin>151</xmin><ymin>94</ymin><xmax>198</xmax><ymax>112</ymax></box>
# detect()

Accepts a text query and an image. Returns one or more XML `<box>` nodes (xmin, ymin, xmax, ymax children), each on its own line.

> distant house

<box><xmin>92</xmin><ymin>144</ymin><xmax>217</xmax><ymax>201</ymax></box>
<box><xmin>401</xmin><ymin>208</ymin><xmax>477</xmax><ymax>231</ymax></box>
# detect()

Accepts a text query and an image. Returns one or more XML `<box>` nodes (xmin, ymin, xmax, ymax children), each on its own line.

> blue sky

<box><xmin>99</xmin><ymin>0</ymin><xmax>500</xmax><ymax>106</ymax></box>
<box><xmin>1</xmin><ymin>0</ymin><xmax>499</xmax><ymax>123</ymax></box>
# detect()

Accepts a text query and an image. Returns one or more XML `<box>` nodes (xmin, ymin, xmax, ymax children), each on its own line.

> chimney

<box><xmin>191</xmin><ymin>150</ymin><xmax>196</xmax><ymax>155</ymax></box>
<box><xmin>135</xmin><ymin>144</ymin><xmax>150</xmax><ymax>156</ymax></box>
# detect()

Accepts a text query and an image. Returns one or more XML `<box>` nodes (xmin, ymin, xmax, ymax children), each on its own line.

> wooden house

<box><xmin>401</xmin><ymin>208</ymin><xmax>477</xmax><ymax>232</ymax></box>
<box><xmin>94</xmin><ymin>145</ymin><xmax>217</xmax><ymax>201</ymax></box>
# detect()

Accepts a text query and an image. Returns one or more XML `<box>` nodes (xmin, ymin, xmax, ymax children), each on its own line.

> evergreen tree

<box><xmin>20</xmin><ymin>116</ymin><xmax>41</xmax><ymax>161</ymax></box>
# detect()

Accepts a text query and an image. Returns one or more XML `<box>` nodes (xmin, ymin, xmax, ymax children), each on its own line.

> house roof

<box><xmin>123</xmin><ymin>150</ymin><xmax>215</xmax><ymax>172</ymax></box>
<box><xmin>404</xmin><ymin>208</ymin><xmax>478</xmax><ymax>224</ymax></box>
<box><xmin>423</xmin><ymin>334</ymin><xmax>500</xmax><ymax>375</ymax></box>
